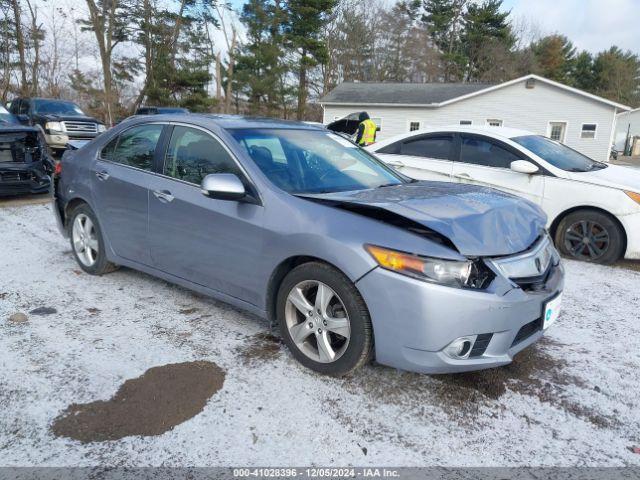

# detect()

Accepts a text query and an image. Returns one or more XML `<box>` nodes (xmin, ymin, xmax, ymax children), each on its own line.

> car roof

<box><xmin>371</xmin><ymin>124</ymin><xmax>535</xmax><ymax>149</ymax></box>
<box><xmin>124</xmin><ymin>113</ymin><xmax>325</xmax><ymax>131</ymax></box>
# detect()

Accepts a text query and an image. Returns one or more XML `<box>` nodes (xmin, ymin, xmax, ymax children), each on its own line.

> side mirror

<box><xmin>510</xmin><ymin>160</ymin><xmax>539</xmax><ymax>174</ymax></box>
<box><xmin>16</xmin><ymin>114</ymin><xmax>29</xmax><ymax>124</ymax></box>
<box><xmin>201</xmin><ymin>173</ymin><xmax>246</xmax><ymax>201</ymax></box>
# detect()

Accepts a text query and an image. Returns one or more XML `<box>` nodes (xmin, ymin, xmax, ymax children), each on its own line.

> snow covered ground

<box><xmin>1</xmin><ymin>203</ymin><xmax>639</xmax><ymax>467</ymax></box>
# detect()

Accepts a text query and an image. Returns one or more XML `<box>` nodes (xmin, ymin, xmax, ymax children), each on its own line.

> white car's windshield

<box><xmin>512</xmin><ymin>135</ymin><xmax>606</xmax><ymax>172</ymax></box>
<box><xmin>231</xmin><ymin>128</ymin><xmax>406</xmax><ymax>194</ymax></box>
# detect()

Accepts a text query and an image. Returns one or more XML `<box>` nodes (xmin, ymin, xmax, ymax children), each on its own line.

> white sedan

<box><xmin>368</xmin><ymin>126</ymin><xmax>640</xmax><ymax>264</ymax></box>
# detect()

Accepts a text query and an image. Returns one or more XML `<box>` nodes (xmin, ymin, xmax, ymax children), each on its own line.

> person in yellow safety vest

<box><xmin>356</xmin><ymin>112</ymin><xmax>377</xmax><ymax>146</ymax></box>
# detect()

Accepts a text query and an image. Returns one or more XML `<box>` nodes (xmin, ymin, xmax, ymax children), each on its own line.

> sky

<box><xmin>503</xmin><ymin>0</ymin><xmax>640</xmax><ymax>55</ymax></box>
<box><xmin>228</xmin><ymin>0</ymin><xmax>640</xmax><ymax>55</ymax></box>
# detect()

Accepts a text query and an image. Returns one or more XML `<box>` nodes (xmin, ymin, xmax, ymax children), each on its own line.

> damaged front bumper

<box><xmin>356</xmin><ymin>247</ymin><xmax>564</xmax><ymax>374</ymax></box>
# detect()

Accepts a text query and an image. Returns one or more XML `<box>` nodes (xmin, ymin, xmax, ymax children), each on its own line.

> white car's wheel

<box><xmin>555</xmin><ymin>210</ymin><xmax>625</xmax><ymax>264</ymax></box>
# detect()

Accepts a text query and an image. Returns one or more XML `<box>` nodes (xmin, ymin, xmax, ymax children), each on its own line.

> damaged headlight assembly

<box><xmin>365</xmin><ymin>245</ymin><xmax>493</xmax><ymax>289</ymax></box>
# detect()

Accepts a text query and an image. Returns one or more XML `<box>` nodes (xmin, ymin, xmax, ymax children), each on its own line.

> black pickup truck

<box><xmin>0</xmin><ymin>105</ymin><xmax>53</xmax><ymax>196</ymax></box>
<box><xmin>8</xmin><ymin>98</ymin><xmax>106</xmax><ymax>154</ymax></box>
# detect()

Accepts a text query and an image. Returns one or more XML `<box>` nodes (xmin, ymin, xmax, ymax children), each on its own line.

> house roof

<box><xmin>320</xmin><ymin>82</ymin><xmax>492</xmax><ymax>106</ymax></box>
<box><xmin>320</xmin><ymin>74</ymin><xmax>632</xmax><ymax>111</ymax></box>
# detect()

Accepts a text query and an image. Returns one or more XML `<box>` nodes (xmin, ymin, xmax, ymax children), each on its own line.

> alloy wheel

<box><xmin>284</xmin><ymin>280</ymin><xmax>351</xmax><ymax>364</ymax></box>
<box><xmin>564</xmin><ymin>220</ymin><xmax>610</xmax><ymax>261</ymax></box>
<box><xmin>72</xmin><ymin>213</ymin><xmax>99</xmax><ymax>267</ymax></box>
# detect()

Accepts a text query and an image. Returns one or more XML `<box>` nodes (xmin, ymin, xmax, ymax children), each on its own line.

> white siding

<box><xmin>614</xmin><ymin>109</ymin><xmax>640</xmax><ymax>151</ymax></box>
<box><xmin>323</xmin><ymin>80</ymin><xmax>617</xmax><ymax>162</ymax></box>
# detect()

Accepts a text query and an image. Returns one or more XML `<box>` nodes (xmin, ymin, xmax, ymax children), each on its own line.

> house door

<box><xmin>548</xmin><ymin>122</ymin><xmax>567</xmax><ymax>143</ymax></box>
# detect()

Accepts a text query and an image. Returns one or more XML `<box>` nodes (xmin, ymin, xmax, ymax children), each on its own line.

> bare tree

<box><xmin>83</xmin><ymin>0</ymin><xmax>130</xmax><ymax>125</ymax></box>
<box><xmin>10</xmin><ymin>0</ymin><xmax>28</xmax><ymax>94</ymax></box>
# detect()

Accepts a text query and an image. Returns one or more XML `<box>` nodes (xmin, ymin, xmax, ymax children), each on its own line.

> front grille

<box><xmin>469</xmin><ymin>333</ymin><xmax>493</xmax><ymax>357</ymax></box>
<box><xmin>0</xmin><ymin>171</ymin><xmax>31</xmax><ymax>182</ymax></box>
<box><xmin>511</xmin><ymin>317</ymin><xmax>543</xmax><ymax>347</ymax></box>
<box><xmin>62</xmin><ymin>121</ymin><xmax>97</xmax><ymax>134</ymax></box>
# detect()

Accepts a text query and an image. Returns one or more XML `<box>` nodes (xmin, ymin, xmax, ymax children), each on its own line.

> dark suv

<box><xmin>0</xmin><ymin>104</ymin><xmax>53</xmax><ymax>196</ymax></box>
<box><xmin>9</xmin><ymin>98</ymin><xmax>106</xmax><ymax>154</ymax></box>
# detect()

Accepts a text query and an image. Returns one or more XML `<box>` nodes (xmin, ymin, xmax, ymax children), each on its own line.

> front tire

<box><xmin>68</xmin><ymin>203</ymin><xmax>118</xmax><ymax>275</ymax></box>
<box><xmin>277</xmin><ymin>262</ymin><xmax>373</xmax><ymax>377</ymax></box>
<box><xmin>555</xmin><ymin>210</ymin><xmax>624</xmax><ymax>264</ymax></box>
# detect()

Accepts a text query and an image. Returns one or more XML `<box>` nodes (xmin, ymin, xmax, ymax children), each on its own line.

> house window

<box><xmin>549</xmin><ymin>122</ymin><xmax>567</xmax><ymax>142</ymax></box>
<box><xmin>460</xmin><ymin>120</ymin><xmax>472</xmax><ymax>125</ymax></box>
<box><xmin>409</xmin><ymin>121</ymin><xmax>420</xmax><ymax>132</ymax></box>
<box><xmin>581</xmin><ymin>123</ymin><xmax>597</xmax><ymax>139</ymax></box>
<box><xmin>486</xmin><ymin>119</ymin><xmax>503</xmax><ymax>127</ymax></box>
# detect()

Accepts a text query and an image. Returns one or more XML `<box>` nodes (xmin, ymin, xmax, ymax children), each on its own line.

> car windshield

<box><xmin>33</xmin><ymin>100</ymin><xmax>85</xmax><ymax>116</ymax></box>
<box><xmin>512</xmin><ymin>135</ymin><xmax>606</xmax><ymax>172</ymax></box>
<box><xmin>230</xmin><ymin>128</ymin><xmax>405</xmax><ymax>194</ymax></box>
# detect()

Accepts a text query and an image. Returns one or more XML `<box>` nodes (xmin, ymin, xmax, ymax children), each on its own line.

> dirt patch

<box><xmin>236</xmin><ymin>332</ymin><xmax>282</xmax><ymax>365</ymax></box>
<box><xmin>614</xmin><ymin>260</ymin><xmax>640</xmax><ymax>273</ymax></box>
<box><xmin>30</xmin><ymin>307</ymin><xmax>57</xmax><ymax>316</ymax></box>
<box><xmin>346</xmin><ymin>338</ymin><xmax>616</xmax><ymax>430</ymax></box>
<box><xmin>179</xmin><ymin>307</ymin><xmax>199</xmax><ymax>315</ymax></box>
<box><xmin>51</xmin><ymin>361</ymin><xmax>225</xmax><ymax>443</ymax></box>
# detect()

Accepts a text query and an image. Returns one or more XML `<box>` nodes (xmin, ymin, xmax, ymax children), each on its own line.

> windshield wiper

<box><xmin>376</xmin><ymin>183</ymin><xmax>401</xmax><ymax>189</ymax></box>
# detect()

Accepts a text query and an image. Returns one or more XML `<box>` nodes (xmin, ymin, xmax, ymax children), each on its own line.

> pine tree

<box><xmin>531</xmin><ymin>34</ymin><xmax>576</xmax><ymax>83</ymax></box>
<box><xmin>422</xmin><ymin>0</ymin><xmax>467</xmax><ymax>81</ymax></box>
<box><xmin>284</xmin><ymin>0</ymin><xmax>338</xmax><ymax>120</ymax></box>
<box><xmin>462</xmin><ymin>0</ymin><xmax>514</xmax><ymax>81</ymax></box>
<box><xmin>235</xmin><ymin>0</ymin><xmax>287</xmax><ymax>115</ymax></box>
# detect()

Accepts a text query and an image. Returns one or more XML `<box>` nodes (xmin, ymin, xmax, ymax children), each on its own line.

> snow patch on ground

<box><xmin>1</xmin><ymin>204</ymin><xmax>639</xmax><ymax>466</ymax></box>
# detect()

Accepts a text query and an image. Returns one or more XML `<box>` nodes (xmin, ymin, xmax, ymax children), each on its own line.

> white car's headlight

<box><xmin>45</xmin><ymin>121</ymin><xmax>64</xmax><ymax>132</ymax></box>
<box><xmin>97</xmin><ymin>124</ymin><xmax>107</xmax><ymax>132</ymax></box>
<box><xmin>365</xmin><ymin>245</ymin><xmax>493</xmax><ymax>289</ymax></box>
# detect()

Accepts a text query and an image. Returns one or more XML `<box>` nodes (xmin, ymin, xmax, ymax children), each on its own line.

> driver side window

<box><xmin>164</xmin><ymin>126</ymin><xmax>241</xmax><ymax>185</ymax></box>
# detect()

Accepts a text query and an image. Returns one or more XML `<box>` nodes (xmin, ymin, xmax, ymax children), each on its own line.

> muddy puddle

<box><xmin>236</xmin><ymin>332</ymin><xmax>283</xmax><ymax>365</ymax></box>
<box><xmin>52</xmin><ymin>361</ymin><xmax>225</xmax><ymax>443</ymax></box>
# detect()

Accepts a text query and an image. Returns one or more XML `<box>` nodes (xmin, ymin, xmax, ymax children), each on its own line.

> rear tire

<box><xmin>554</xmin><ymin>210</ymin><xmax>624</xmax><ymax>265</ymax></box>
<box><xmin>277</xmin><ymin>262</ymin><xmax>373</xmax><ymax>377</ymax></box>
<box><xmin>68</xmin><ymin>203</ymin><xmax>118</xmax><ymax>275</ymax></box>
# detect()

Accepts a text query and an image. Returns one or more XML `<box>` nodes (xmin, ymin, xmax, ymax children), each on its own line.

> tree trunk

<box><xmin>224</xmin><ymin>27</ymin><xmax>237</xmax><ymax>114</ymax></box>
<box><xmin>10</xmin><ymin>0</ymin><xmax>28</xmax><ymax>95</ymax></box>
<box><xmin>296</xmin><ymin>48</ymin><xmax>307</xmax><ymax>121</ymax></box>
<box><xmin>85</xmin><ymin>0</ymin><xmax>114</xmax><ymax>125</ymax></box>
<box><xmin>215</xmin><ymin>52</ymin><xmax>222</xmax><ymax>107</ymax></box>
<box><xmin>25</xmin><ymin>0</ymin><xmax>40</xmax><ymax>96</ymax></box>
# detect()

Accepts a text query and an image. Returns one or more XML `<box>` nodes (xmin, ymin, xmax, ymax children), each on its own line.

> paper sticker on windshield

<box><xmin>0</xmin><ymin>106</ymin><xmax>9</xmax><ymax>114</ymax></box>
<box><xmin>327</xmin><ymin>133</ymin><xmax>357</xmax><ymax>148</ymax></box>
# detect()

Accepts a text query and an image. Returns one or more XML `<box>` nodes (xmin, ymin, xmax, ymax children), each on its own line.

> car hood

<box><xmin>299</xmin><ymin>182</ymin><xmax>547</xmax><ymax>257</ymax></box>
<box><xmin>567</xmin><ymin>164</ymin><xmax>640</xmax><ymax>193</ymax></box>
<box><xmin>38</xmin><ymin>114</ymin><xmax>101</xmax><ymax>124</ymax></box>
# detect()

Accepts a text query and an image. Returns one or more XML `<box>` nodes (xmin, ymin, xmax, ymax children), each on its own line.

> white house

<box><xmin>614</xmin><ymin>108</ymin><xmax>640</xmax><ymax>154</ymax></box>
<box><xmin>320</xmin><ymin>74</ymin><xmax>631</xmax><ymax>162</ymax></box>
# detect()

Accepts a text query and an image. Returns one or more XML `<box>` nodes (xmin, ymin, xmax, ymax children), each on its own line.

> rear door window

<box><xmin>459</xmin><ymin>135</ymin><xmax>520</xmax><ymax>169</ymax></box>
<box><xmin>110</xmin><ymin>124</ymin><xmax>163</xmax><ymax>170</ymax></box>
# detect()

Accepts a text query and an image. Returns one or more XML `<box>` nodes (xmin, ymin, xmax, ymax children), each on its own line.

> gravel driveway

<box><xmin>1</xmin><ymin>203</ymin><xmax>639</xmax><ymax>467</ymax></box>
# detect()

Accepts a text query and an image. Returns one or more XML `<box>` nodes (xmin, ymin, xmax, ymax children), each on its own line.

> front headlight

<box><xmin>625</xmin><ymin>191</ymin><xmax>640</xmax><ymax>205</ymax></box>
<box><xmin>365</xmin><ymin>245</ymin><xmax>492</xmax><ymax>289</ymax></box>
<box><xmin>97</xmin><ymin>124</ymin><xmax>107</xmax><ymax>132</ymax></box>
<box><xmin>45</xmin><ymin>121</ymin><xmax>64</xmax><ymax>132</ymax></box>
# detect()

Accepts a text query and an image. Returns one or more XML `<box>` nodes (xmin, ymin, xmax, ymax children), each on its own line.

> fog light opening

<box><xmin>444</xmin><ymin>335</ymin><xmax>478</xmax><ymax>360</ymax></box>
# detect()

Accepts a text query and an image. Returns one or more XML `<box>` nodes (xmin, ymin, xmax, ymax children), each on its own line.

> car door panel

<box><xmin>148</xmin><ymin>125</ymin><xmax>265</xmax><ymax>306</ymax></box>
<box><xmin>91</xmin><ymin>123</ymin><xmax>165</xmax><ymax>265</ymax></box>
<box><xmin>452</xmin><ymin>134</ymin><xmax>545</xmax><ymax>205</ymax></box>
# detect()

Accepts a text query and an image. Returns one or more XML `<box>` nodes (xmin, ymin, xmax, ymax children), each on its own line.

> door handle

<box><xmin>153</xmin><ymin>189</ymin><xmax>174</xmax><ymax>203</ymax></box>
<box><xmin>95</xmin><ymin>170</ymin><xmax>110</xmax><ymax>181</ymax></box>
<box><xmin>386</xmin><ymin>160</ymin><xmax>405</xmax><ymax>168</ymax></box>
<box><xmin>458</xmin><ymin>172</ymin><xmax>473</xmax><ymax>180</ymax></box>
